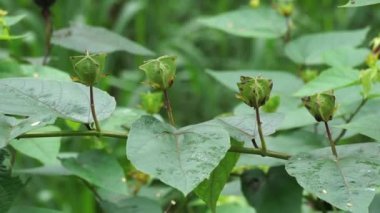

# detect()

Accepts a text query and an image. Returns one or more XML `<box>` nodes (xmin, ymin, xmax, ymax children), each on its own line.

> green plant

<box><xmin>1</xmin><ymin>0</ymin><xmax>380</xmax><ymax>213</ymax></box>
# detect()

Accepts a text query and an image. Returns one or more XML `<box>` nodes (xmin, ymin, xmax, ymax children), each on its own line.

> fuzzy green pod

<box><xmin>302</xmin><ymin>91</ymin><xmax>336</xmax><ymax>122</ymax></box>
<box><xmin>140</xmin><ymin>91</ymin><xmax>163</xmax><ymax>114</ymax></box>
<box><xmin>70</xmin><ymin>51</ymin><xmax>106</xmax><ymax>86</ymax></box>
<box><xmin>139</xmin><ymin>55</ymin><xmax>176</xmax><ymax>90</ymax></box>
<box><xmin>236</xmin><ymin>76</ymin><xmax>273</xmax><ymax>109</ymax></box>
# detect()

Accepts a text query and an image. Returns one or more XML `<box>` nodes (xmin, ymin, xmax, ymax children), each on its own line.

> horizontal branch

<box><xmin>17</xmin><ymin>130</ymin><xmax>129</xmax><ymax>139</ymax></box>
<box><xmin>17</xmin><ymin>131</ymin><xmax>291</xmax><ymax>160</ymax></box>
<box><xmin>229</xmin><ymin>146</ymin><xmax>291</xmax><ymax>160</ymax></box>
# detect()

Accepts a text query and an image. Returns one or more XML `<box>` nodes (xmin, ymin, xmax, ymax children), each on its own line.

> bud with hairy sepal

<box><xmin>302</xmin><ymin>91</ymin><xmax>336</xmax><ymax>122</ymax></box>
<box><xmin>236</xmin><ymin>76</ymin><xmax>273</xmax><ymax>109</ymax></box>
<box><xmin>70</xmin><ymin>51</ymin><xmax>106</xmax><ymax>86</ymax></box>
<box><xmin>139</xmin><ymin>55</ymin><xmax>176</xmax><ymax>90</ymax></box>
<box><xmin>140</xmin><ymin>92</ymin><xmax>163</xmax><ymax>114</ymax></box>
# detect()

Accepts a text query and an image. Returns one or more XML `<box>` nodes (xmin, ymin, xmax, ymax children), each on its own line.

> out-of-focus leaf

<box><xmin>336</xmin><ymin>112</ymin><xmax>380</xmax><ymax>141</ymax></box>
<box><xmin>0</xmin><ymin>78</ymin><xmax>116</xmax><ymax>123</ymax></box>
<box><xmin>4</xmin><ymin>15</ymin><xmax>25</xmax><ymax>26</ymax></box>
<box><xmin>61</xmin><ymin>150</ymin><xmax>128</xmax><ymax>195</ymax></box>
<box><xmin>11</xmin><ymin>126</ymin><xmax>61</xmax><ymax>165</ymax></box>
<box><xmin>340</xmin><ymin>0</ymin><xmax>380</xmax><ymax>7</ymax></box>
<box><xmin>286</xmin><ymin>143</ymin><xmax>380</xmax><ymax>213</ymax></box>
<box><xmin>241</xmin><ymin>166</ymin><xmax>303</xmax><ymax>213</ymax></box>
<box><xmin>285</xmin><ymin>28</ymin><xmax>369</xmax><ymax>65</ymax></box>
<box><xmin>199</xmin><ymin>7</ymin><xmax>287</xmax><ymax>39</ymax></box>
<box><xmin>294</xmin><ymin>67</ymin><xmax>359</xmax><ymax>97</ymax></box>
<box><xmin>52</xmin><ymin>24</ymin><xmax>154</xmax><ymax>56</ymax></box>
<box><xmin>127</xmin><ymin>116</ymin><xmax>230</xmax><ymax>195</ymax></box>
<box><xmin>207</xmin><ymin>70</ymin><xmax>302</xmax><ymax>95</ymax></box>
<box><xmin>100</xmin><ymin>197</ymin><xmax>162</xmax><ymax>213</ymax></box>
<box><xmin>102</xmin><ymin>107</ymin><xmax>147</xmax><ymax>131</ymax></box>
<box><xmin>8</xmin><ymin>206</ymin><xmax>63</xmax><ymax>213</ymax></box>
<box><xmin>207</xmin><ymin>204</ymin><xmax>256</xmax><ymax>213</ymax></box>
<box><xmin>323</xmin><ymin>47</ymin><xmax>369</xmax><ymax>68</ymax></box>
<box><xmin>0</xmin><ymin>114</ymin><xmax>55</xmax><ymax>149</ymax></box>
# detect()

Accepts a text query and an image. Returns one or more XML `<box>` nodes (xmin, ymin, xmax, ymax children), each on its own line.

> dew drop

<box><xmin>31</xmin><ymin>121</ymin><xmax>41</xmax><ymax>127</ymax></box>
<box><xmin>347</xmin><ymin>202</ymin><xmax>353</xmax><ymax>208</ymax></box>
<box><xmin>33</xmin><ymin>73</ymin><xmax>39</xmax><ymax>78</ymax></box>
<box><xmin>367</xmin><ymin>170</ymin><xmax>372</xmax><ymax>173</ymax></box>
<box><xmin>121</xmin><ymin>177</ymin><xmax>126</xmax><ymax>183</ymax></box>
<box><xmin>367</xmin><ymin>188</ymin><xmax>376</xmax><ymax>192</ymax></box>
<box><xmin>297</xmin><ymin>157</ymin><xmax>302</xmax><ymax>160</ymax></box>
<box><xmin>322</xmin><ymin>189</ymin><xmax>328</xmax><ymax>194</ymax></box>
<box><xmin>171</xmin><ymin>200</ymin><xmax>176</xmax><ymax>205</ymax></box>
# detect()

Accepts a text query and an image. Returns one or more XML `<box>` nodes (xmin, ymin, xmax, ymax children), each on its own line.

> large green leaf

<box><xmin>336</xmin><ymin>112</ymin><xmax>380</xmax><ymax>141</ymax></box>
<box><xmin>195</xmin><ymin>141</ymin><xmax>241</xmax><ymax>212</ymax></box>
<box><xmin>207</xmin><ymin>204</ymin><xmax>256</xmax><ymax>213</ymax></box>
<box><xmin>0</xmin><ymin>114</ymin><xmax>55</xmax><ymax>148</ymax></box>
<box><xmin>285</xmin><ymin>28</ymin><xmax>369</xmax><ymax>65</ymax></box>
<box><xmin>241</xmin><ymin>166</ymin><xmax>303</xmax><ymax>213</ymax></box>
<box><xmin>198</xmin><ymin>7</ymin><xmax>287</xmax><ymax>39</ymax></box>
<box><xmin>52</xmin><ymin>24</ymin><xmax>154</xmax><ymax>56</ymax></box>
<box><xmin>60</xmin><ymin>150</ymin><xmax>128</xmax><ymax>195</ymax></box>
<box><xmin>207</xmin><ymin>70</ymin><xmax>302</xmax><ymax>95</ymax></box>
<box><xmin>11</xmin><ymin>126</ymin><xmax>61</xmax><ymax>165</ymax></box>
<box><xmin>286</xmin><ymin>143</ymin><xmax>380</xmax><ymax>213</ymax></box>
<box><xmin>127</xmin><ymin>116</ymin><xmax>230</xmax><ymax>195</ymax></box>
<box><xmin>0</xmin><ymin>78</ymin><xmax>116</xmax><ymax>123</ymax></box>
<box><xmin>294</xmin><ymin>67</ymin><xmax>359</xmax><ymax>97</ymax></box>
<box><xmin>100</xmin><ymin>197</ymin><xmax>162</xmax><ymax>213</ymax></box>
<box><xmin>214</xmin><ymin>114</ymin><xmax>284</xmax><ymax>146</ymax></box>
<box><xmin>340</xmin><ymin>0</ymin><xmax>380</xmax><ymax>7</ymax></box>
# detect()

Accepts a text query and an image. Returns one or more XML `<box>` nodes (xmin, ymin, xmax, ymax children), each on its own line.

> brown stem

<box><xmin>324</xmin><ymin>121</ymin><xmax>338</xmax><ymax>158</ymax></box>
<box><xmin>90</xmin><ymin>86</ymin><xmax>101</xmax><ymax>132</ymax></box>
<box><xmin>334</xmin><ymin>98</ymin><xmax>367</xmax><ymax>143</ymax></box>
<box><xmin>163</xmin><ymin>89</ymin><xmax>175</xmax><ymax>126</ymax></box>
<box><xmin>283</xmin><ymin>16</ymin><xmax>292</xmax><ymax>43</ymax></box>
<box><xmin>254</xmin><ymin>107</ymin><xmax>267</xmax><ymax>154</ymax></box>
<box><xmin>42</xmin><ymin>9</ymin><xmax>53</xmax><ymax>65</ymax></box>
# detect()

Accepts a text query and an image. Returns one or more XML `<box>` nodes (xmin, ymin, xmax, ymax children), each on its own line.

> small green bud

<box><xmin>360</xmin><ymin>68</ymin><xmax>377</xmax><ymax>98</ymax></box>
<box><xmin>70</xmin><ymin>51</ymin><xmax>106</xmax><ymax>86</ymax></box>
<box><xmin>302</xmin><ymin>91</ymin><xmax>336</xmax><ymax>122</ymax></box>
<box><xmin>249</xmin><ymin>0</ymin><xmax>260</xmax><ymax>8</ymax></box>
<box><xmin>300</xmin><ymin>69</ymin><xmax>319</xmax><ymax>83</ymax></box>
<box><xmin>278</xmin><ymin>1</ymin><xmax>294</xmax><ymax>17</ymax></box>
<box><xmin>262</xmin><ymin>95</ymin><xmax>280</xmax><ymax>113</ymax></box>
<box><xmin>370</xmin><ymin>34</ymin><xmax>380</xmax><ymax>54</ymax></box>
<box><xmin>140</xmin><ymin>91</ymin><xmax>163</xmax><ymax>114</ymax></box>
<box><xmin>366</xmin><ymin>53</ymin><xmax>379</xmax><ymax>68</ymax></box>
<box><xmin>236</xmin><ymin>76</ymin><xmax>273</xmax><ymax>109</ymax></box>
<box><xmin>139</xmin><ymin>55</ymin><xmax>176</xmax><ymax>90</ymax></box>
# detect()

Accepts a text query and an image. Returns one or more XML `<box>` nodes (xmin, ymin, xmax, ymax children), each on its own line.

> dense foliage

<box><xmin>1</xmin><ymin>0</ymin><xmax>380</xmax><ymax>212</ymax></box>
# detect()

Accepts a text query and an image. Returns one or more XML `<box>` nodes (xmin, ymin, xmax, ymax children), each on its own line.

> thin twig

<box><xmin>334</xmin><ymin>98</ymin><xmax>367</xmax><ymax>143</ymax></box>
<box><xmin>79</xmin><ymin>178</ymin><xmax>102</xmax><ymax>201</ymax></box>
<box><xmin>324</xmin><ymin>121</ymin><xmax>338</xmax><ymax>158</ymax></box>
<box><xmin>90</xmin><ymin>86</ymin><xmax>101</xmax><ymax>132</ymax></box>
<box><xmin>254</xmin><ymin>107</ymin><xmax>267</xmax><ymax>154</ymax></box>
<box><xmin>163</xmin><ymin>89</ymin><xmax>175</xmax><ymax>126</ymax></box>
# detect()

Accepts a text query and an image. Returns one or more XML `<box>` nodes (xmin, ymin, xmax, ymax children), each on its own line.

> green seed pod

<box><xmin>236</xmin><ymin>76</ymin><xmax>273</xmax><ymax>109</ymax></box>
<box><xmin>139</xmin><ymin>55</ymin><xmax>176</xmax><ymax>90</ymax></box>
<box><xmin>70</xmin><ymin>51</ymin><xmax>106</xmax><ymax>86</ymax></box>
<box><xmin>140</xmin><ymin>91</ymin><xmax>163</xmax><ymax>114</ymax></box>
<box><xmin>302</xmin><ymin>91</ymin><xmax>336</xmax><ymax>122</ymax></box>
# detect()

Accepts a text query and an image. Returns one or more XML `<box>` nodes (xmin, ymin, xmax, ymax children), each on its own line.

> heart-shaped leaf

<box><xmin>0</xmin><ymin>114</ymin><xmax>56</xmax><ymax>149</ymax></box>
<box><xmin>52</xmin><ymin>24</ymin><xmax>154</xmax><ymax>56</ymax></box>
<box><xmin>286</xmin><ymin>143</ymin><xmax>380</xmax><ymax>213</ymax></box>
<box><xmin>198</xmin><ymin>7</ymin><xmax>287</xmax><ymax>39</ymax></box>
<box><xmin>0</xmin><ymin>78</ymin><xmax>116</xmax><ymax>123</ymax></box>
<box><xmin>127</xmin><ymin>116</ymin><xmax>230</xmax><ymax>195</ymax></box>
<box><xmin>285</xmin><ymin>28</ymin><xmax>369</xmax><ymax>65</ymax></box>
<box><xmin>61</xmin><ymin>150</ymin><xmax>128</xmax><ymax>195</ymax></box>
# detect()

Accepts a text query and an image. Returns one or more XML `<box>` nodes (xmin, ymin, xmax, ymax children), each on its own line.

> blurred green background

<box><xmin>1</xmin><ymin>0</ymin><xmax>380</xmax><ymax>212</ymax></box>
